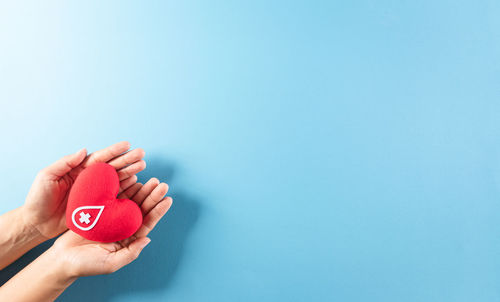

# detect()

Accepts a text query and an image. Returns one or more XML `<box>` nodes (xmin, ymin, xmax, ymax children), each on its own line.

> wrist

<box><xmin>19</xmin><ymin>205</ymin><xmax>49</xmax><ymax>244</ymax></box>
<box><xmin>0</xmin><ymin>207</ymin><xmax>45</xmax><ymax>249</ymax></box>
<box><xmin>42</xmin><ymin>246</ymin><xmax>79</xmax><ymax>286</ymax></box>
<box><xmin>0</xmin><ymin>207</ymin><xmax>48</xmax><ymax>269</ymax></box>
<box><xmin>0</xmin><ymin>244</ymin><xmax>78</xmax><ymax>301</ymax></box>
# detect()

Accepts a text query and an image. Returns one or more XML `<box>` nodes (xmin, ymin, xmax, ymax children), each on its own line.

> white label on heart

<box><xmin>71</xmin><ymin>205</ymin><xmax>105</xmax><ymax>231</ymax></box>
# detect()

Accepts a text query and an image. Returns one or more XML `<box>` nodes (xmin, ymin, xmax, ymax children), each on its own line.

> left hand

<box><xmin>23</xmin><ymin>141</ymin><xmax>146</xmax><ymax>240</ymax></box>
<box><xmin>50</xmin><ymin>178</ymin><xmax>172</xmax><ymax>277</ymax></box>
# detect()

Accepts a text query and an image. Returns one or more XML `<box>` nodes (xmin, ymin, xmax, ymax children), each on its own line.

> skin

<box><xmin>0</xmin><ymin>142</ymin><xmax>172</xmax><ymax>301</ymax></box>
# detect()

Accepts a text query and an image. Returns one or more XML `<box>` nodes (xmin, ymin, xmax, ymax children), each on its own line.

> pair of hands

<box><xmin>22</xmin><ymin>142</ymin><xmax>172</xmax><ymax>277</ymax></box>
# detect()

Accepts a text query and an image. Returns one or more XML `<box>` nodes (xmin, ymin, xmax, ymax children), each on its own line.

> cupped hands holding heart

<box><xmin>55</xmin><ymin>176</ymin><xmax>171</xmax><ymax>276</ymax></box>
<box><xmin>22</xmin><ymin>141</ymin><xmax>172</xmax><ymax>276</ymax></box>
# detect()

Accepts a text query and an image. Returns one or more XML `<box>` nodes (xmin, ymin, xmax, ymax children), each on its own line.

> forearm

<box><xmin>0</xmin><ymin>247</ymin><xmax>76</xmax><ymax>301</ymax></box>
<box><xmin>0</xmin><ymin>207</ymin><xmax>46</xmax><ymax>269</ymax></box>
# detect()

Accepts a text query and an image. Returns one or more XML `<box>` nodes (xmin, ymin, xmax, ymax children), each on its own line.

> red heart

<box><xmin>66</xmin><ymin>162</ymin><xmax>142</xmax><ymax>242</ymax></box>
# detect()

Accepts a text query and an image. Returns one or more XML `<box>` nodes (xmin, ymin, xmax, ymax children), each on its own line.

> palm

<box><xmin>54</xmin><ymin>232</ymin><xmax>119</xmax><ymax>276</ymax></box>
<box><xmin>53</xmin><ymin>178</ymin><xmax>171</xmax><ymax>276</ymax></box>
<box><xmin>24</xmin><ymin>175</ymin><xmax>73</xmax><ymax>238</ymax></box>
<box><xmin>24</xmin><ymin>142</ymin><xmax>146</xmax><ymax>239</ymax></box>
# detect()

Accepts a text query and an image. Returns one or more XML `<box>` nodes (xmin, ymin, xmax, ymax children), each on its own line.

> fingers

<box><xmin>140</xmin><ymin>183</ymin><xmax>169</xmax><ymax>215</ymax></box>
<box><xmin>135</xmin><ymin>197</ymin><xmax>173</xmax><ymax>238</ymax></box>
<box><xmin>133</xmin><ymin>183</ymin><xmax>169</xmax><ymax>237</ymax></box>
<box><xmin>81</xmin><ymin>142</ymin><xmax>145</xmax><ymax>182</ymax></box>
<box><xmin>84</xmin><ymin>141</ymin><xmax>131</xmax><ymax>166</ymax></box>
<box><xmin>131</xmin><ymin>178</ymin><xmax>159</xmax><ymax>205</ymax></box>
<box><xmin>41</xmin><ymin>148</ymin><xmax>87</xmax><ymax>179</ymax></box>
<box><xmin>108</xmin><ymin>237</ymin><xmax>151</xmax><ymax>273</ymax></box>
<box><xmin>118</xmin><ymin>175</ymin><xmax>138</xmax><ymax>194</ymax></box>
<box><xmin>117</xmin><ymin>160</ymin><xmax>146</xmax><ymax>181</ymax></box>
<box><xmin>118</xmin><ymin>182</ymin><xmax>142</xmax><ymax>199</ymax></box>
<box><xmin>106</xmin><ymin>148</ymin><xmax>145</xmax><ymax>170</ymax></box>
<box><xmin>123</xmin><ymin>177</ymin><xmax>171</xmax><ymax>238</ymax></box>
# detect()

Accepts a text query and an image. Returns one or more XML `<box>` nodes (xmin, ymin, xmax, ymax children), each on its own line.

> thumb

<box><xmin>109</xmin><ymin>237</ymin><xmax>151</xmax><ymax>273</ymax></box>
<box><xmin>42</xmin><ymin>148</ymin><xmax>87</xmax><ymax>179</ymax></box>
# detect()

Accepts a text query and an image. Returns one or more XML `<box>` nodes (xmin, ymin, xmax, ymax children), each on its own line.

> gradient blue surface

<box><xmin>1</xmin><ymin>1</ymin><xmax>500</xmax><ymax>301</ymax></box>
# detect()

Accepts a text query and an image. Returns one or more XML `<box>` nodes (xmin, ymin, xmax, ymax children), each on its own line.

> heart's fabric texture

<box><xmin>66</xmin><ymin>162</ymin><xmax>142</xmax><ymax>242</ymax></box>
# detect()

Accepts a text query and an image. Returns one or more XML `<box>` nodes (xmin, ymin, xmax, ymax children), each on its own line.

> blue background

<box><xmin>0</xmin><ymin>1</ymin><xmax>500</xmax><ymax>301</ymax></box>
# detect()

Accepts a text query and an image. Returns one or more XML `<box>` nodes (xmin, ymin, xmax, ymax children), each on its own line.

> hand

<box><xmin>23</xmin><ymin>141</ymin><xmax>146</xmax><ymax>240</ymax></box>
<box><xmin>51</xmin><ymin>178</ymin><xmax>172</xmax><ymax>277</ymax></box>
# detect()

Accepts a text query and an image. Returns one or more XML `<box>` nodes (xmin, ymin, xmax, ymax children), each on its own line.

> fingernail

<box><xmin>141</xmin><ymin>238</ymin><xmax>151</xmax><ymax>248</ymax></box>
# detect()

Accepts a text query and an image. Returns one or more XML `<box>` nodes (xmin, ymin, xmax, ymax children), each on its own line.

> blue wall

<box><xmin>1</xmin><ymin>1</ymin><xmax>500</xmax><ymax>301</ymax></box>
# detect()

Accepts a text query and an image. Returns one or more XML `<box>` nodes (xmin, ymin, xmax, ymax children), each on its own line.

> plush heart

<box><xmin>65</xmin><ymin>162</ymin><xmax>142</xmax><ymax>242</ymax></box>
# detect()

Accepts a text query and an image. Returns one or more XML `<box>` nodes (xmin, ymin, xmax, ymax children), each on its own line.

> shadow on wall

<box><xmin>0</xmin><ymin>157</ymin><xmax>201</xmax><ymax>301</ymax></box>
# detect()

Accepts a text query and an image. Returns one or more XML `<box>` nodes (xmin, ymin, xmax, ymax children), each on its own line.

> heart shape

<box><xmin>65</xmin><ymin>162</ymin><xmax>142</xmax><ymax>242</ymax></box>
